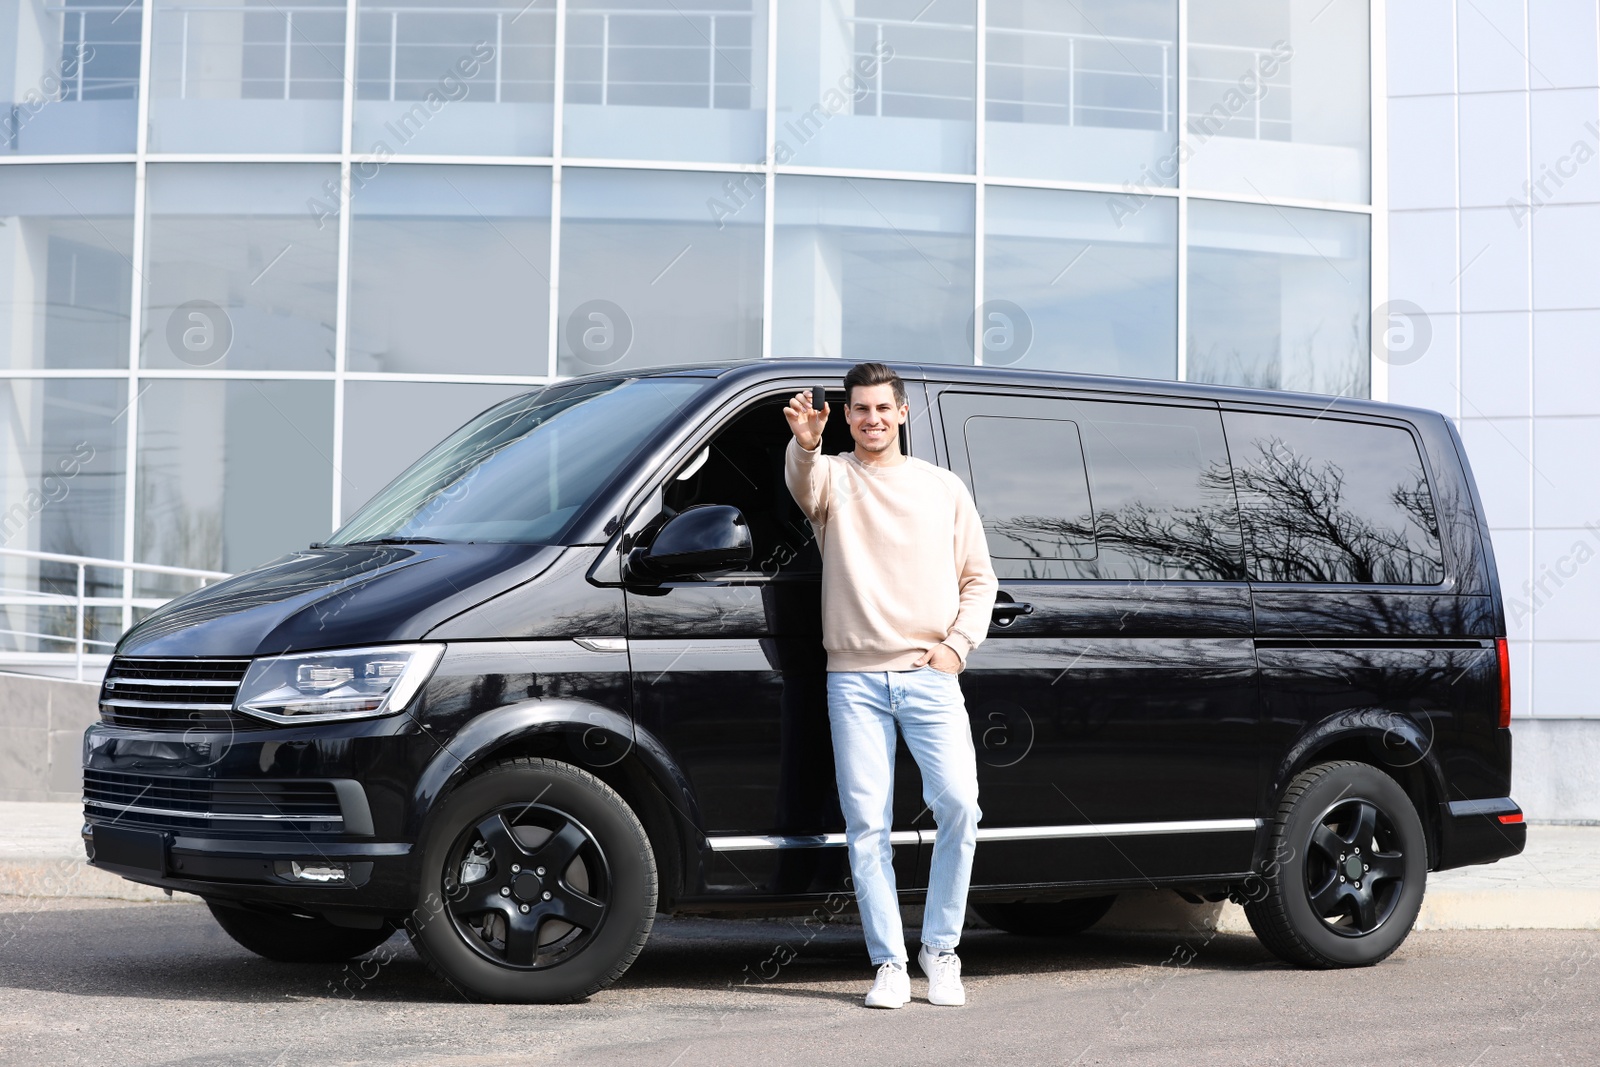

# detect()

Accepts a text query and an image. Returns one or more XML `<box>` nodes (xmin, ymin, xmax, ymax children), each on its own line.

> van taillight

<box><xmin>1496</xmin><ymin>637</ymin><xmax>1511</xmax><ymax>728</ymax></box>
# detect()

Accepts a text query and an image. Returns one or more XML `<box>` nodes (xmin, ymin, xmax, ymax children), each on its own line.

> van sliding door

<box><xmin>935</xmin><ymin>389</ymin><xmax>1260</xmax><ymax>890</ymax></box>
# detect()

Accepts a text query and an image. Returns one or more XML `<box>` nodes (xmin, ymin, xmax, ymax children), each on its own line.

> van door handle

<box><xmin>991</xmin><ymin>601</ymin><xmax>1034</xmax><ymax>625</ymax></box>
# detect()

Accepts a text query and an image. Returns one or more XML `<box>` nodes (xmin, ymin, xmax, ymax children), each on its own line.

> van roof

<box><xmin>606</xmin><ymin>358</ymin><xmax>1446</xmax><ymax>425</ymax></box>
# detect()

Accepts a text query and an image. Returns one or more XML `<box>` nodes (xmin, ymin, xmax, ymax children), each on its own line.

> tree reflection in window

<box><xmin>951</xmin><ymin>395</ymin><xmax>1245</xmax><ymax>581</ymax></box>
<box><xmin>1224</xmin><ymin>414</ymin><xmax>1444</xmax><ymax>585</ymax></box>
<box><xmin>952</xmin><ymin>397</ymin><xmax>1444</xmax><ymax>586</ymax></box>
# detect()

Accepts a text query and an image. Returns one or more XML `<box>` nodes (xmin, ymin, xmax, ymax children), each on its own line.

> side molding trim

<box><xmin>706</xmin><ymin>818</ymin><xmax>1262</xmax><ymax>851</ymax></box>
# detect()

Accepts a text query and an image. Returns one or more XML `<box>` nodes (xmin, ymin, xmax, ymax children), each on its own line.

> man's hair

<box><xmin>843</xmin><ymin>362</ymin><xmax>906</xmax><ymax>408</ymax></box>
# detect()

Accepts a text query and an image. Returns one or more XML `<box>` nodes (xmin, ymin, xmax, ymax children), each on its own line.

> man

<box><xmin>783</xmin><ymin>362</ymin><xmax>997</xmax><ymax>1009</ymax></box>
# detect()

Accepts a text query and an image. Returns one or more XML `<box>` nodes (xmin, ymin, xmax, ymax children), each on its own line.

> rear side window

<box><xmin>1223</xmin><ymin>412</ymin><xmax>1445</xmax><ymax>585</ymax></box>
<box><xmin>941</xmin><ymin>392</ymin><xmax>1245</xmax><ymax>581</ymax></box>
<box><xmin>963</xmin><ymin>415</ymin><xmax>1094</xmax><ymax>560</ymax></box>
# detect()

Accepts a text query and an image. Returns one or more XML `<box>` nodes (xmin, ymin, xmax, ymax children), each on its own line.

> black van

<box><xmin>83</xmin><ymin>358</ymin><xmax>1525</xmax><ymax>1002</ymax></box>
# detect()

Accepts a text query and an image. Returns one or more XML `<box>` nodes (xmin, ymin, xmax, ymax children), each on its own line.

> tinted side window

<box><xmin>1076</xmin><ymin>401</ymin><xmax>1246</xmax><ymax>581</ymax></box>
<box><xmin>964</xmin><ymin>415</ymin><xmax>1094</xmax><ymax>560</ymax></box>
<box><xmin>1223</xmin><ymin>412</ymin><xmax>1445</xmax><ymax>585</ymax></box>
<box><xmin>942</xmin><ymin>392</ymin><xmax>1245</xmax><ymax>581</ymax></box>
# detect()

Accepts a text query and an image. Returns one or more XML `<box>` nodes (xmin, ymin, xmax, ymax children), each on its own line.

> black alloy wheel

<box><xmin>443</xmin><ymin>803</ymin><xmax>611</xmax><ymax>970</ymax></box>
<box><xmin>1303</xmin><ymin>795</ymin><xmax>1408</xmax><ymax>936</ymax></box>
<box><xmin>409</xmin><ymin>757</ymin><xmax>656</xmax><ymax>1002</ymax></box>
<box><xmin>1244</xmin><ymin>760</ymin><xmax>1428</xmax><ymax>968</ymax></box>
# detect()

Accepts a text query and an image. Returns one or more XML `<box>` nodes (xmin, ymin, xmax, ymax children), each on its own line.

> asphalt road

<box><xmin>0</xmin><ymin>897</ymin><xmax>1594</xmax><ymax>1067</ymax></box>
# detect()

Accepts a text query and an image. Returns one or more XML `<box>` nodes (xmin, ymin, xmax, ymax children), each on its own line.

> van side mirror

<box><xmin>626</xmin><ymin>505</ymin><xmax>753</xmax><ymax>582</ymax></box>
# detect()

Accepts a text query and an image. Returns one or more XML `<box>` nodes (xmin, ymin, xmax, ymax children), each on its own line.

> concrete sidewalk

<box><xmin>2</xmin><ymin>801</ymin><xmax>1596</xmax><ymax>928</ymax></box>
<box><xmin>0</xmin><ymin>801</ymin><xmax>177</xmax><ymax>901</ymax></box>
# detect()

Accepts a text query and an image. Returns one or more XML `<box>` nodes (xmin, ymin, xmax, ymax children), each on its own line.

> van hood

<box><xmin>117</xmin><ymin>542</ymin><xmax>566</xmax><ymax>658</ymax></box>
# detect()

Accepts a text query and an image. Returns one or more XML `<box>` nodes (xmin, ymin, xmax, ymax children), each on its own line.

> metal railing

<box><xmin>849</xmin><ymin>17</ymin><xmax>1290</xmax><ymax>141</ymax></box>
<box><xmin>0</xmin><ymin>547</ymin><xmax>230</xmax><ymax>683</ymax></box>
<box><xmin>1186</xmin><ymin>42</ymin><xmax>1292</xmax><ymax>141</ymax></box>
<box><xmin>39</xmin><ymin>4</ymin><xmax>142</xmax><ymax>101</ymax></box>
<box><xmin>162</xmin><ymin>3</ymin><xmax>347</xmax><ymax>101</ymax></box>
<box><xmin>357</xmin><ymin>4</ymin><xmax>557</xmax><ymax>104</ymax></box>
<box><xmin>564</xmin><ymin>8</ymin><xmax>754</xmax><ymax>108</ymax></box>
<box><xmin>849</xmin><ymin>16</ymin><xmax>973</xmax><ymax>121</ymax></box>
<box><xmin>158</xmin><ymin>2</ymin><xmax>761</xmax><ymax>108</ymax></box>
<box><xmin>94</xmin><ymin>1</ymin><xmax>1293</xmax><ymax>137</ymax></box>
<box><xmin>986</xmin><ymin>25</ymin><xmax>1172</xmax><ymax>131</ymax></box>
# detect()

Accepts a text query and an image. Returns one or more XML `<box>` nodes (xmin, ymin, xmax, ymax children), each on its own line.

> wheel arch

<box><xmin>410</xmin><ymin>698</ymin><xmax>704</xmax><ymax>909</ymax></box>
<box><xmin>1259</xmin><ymin>708</ymin><xmax>1446</xmax><ymax>872</ymax></box>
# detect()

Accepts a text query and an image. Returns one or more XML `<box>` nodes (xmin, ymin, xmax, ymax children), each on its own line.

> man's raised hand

<box><xmin>784</xmin><ymin>390</ymin><xmax>829</xmax><ymax>451</ymax></box>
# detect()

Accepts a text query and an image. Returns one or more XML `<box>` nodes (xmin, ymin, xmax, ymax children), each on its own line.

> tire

<box><xmin>1243</xmin><ymin>760</ymin><xmax>1428</xmax><ymax>969</ymax></box>
<box><xmin>973</xmin><ymin>895</ymin><xmax>1117</xmax><ymax>936</ymax></box>
<box><xmin>207</xmin><ymin>901</ymin><xmax>395</xmax><ymax>963</ymax></box>
<box><xmin>408</xmin><ymin>757</ymin><xmax>657</xmax><ymax>1003</ymax></box>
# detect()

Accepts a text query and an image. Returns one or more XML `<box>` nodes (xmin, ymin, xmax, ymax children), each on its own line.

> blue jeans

<box><xmin>826</xmin><ymin>667</ymin><xmax>982</xmax><ymax>966</ymax></box>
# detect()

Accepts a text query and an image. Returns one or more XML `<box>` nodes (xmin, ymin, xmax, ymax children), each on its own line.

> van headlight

<box><xmin>235</xmin><ymin>644</ymin><xmax>445</xmax><ymax>724</ymax></box>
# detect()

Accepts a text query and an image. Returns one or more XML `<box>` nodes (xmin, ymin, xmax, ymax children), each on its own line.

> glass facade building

<box><xmin>0</xmin><ymin>0</ymin><xmax>1375</xmax><ymax>646</ymax></box>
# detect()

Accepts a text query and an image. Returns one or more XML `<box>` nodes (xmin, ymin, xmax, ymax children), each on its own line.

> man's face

<box><xmin>845</xmin><ymin>382</ymin><xmax>907</xmax><ymax>454</ymax></box>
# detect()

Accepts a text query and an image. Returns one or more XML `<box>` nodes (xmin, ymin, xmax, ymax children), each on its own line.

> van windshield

<box><xmin>327</xmin><ymin>377</ymin><xmax>708</xmax><ymax>546</ymax></box>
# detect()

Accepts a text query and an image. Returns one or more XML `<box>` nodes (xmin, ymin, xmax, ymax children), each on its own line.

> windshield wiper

<box><xmin>344</xmin><ymin>536</ymin><xmax>453</xmax><ymax>546</ymax></box>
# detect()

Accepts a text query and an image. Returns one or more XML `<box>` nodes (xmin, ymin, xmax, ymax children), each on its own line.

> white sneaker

<box><xmin>917</xmin><ymin>945</ymin><xmax>966</xmax><ymax>1006</ymax></box>
<box><xmin>863</xmin><ymin>961</ymin><xmax>911</xmax><ymax>1009</ymax></box>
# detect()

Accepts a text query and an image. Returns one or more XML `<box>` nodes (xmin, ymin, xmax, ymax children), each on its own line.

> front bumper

<box><xmin>81</xmin><ymin>719</ymin><xmax>432</xmax><ymax>914</ymax></box>
<box><xmin>83</xmin><ymin>823</ymin><xmax>415</xmax><ymax>910</ymax></box>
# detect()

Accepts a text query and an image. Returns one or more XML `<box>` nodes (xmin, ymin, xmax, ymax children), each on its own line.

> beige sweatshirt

<box><xmin>784</xmin><ymin>436</ymin><xmax>998</xmax><ymax>673</ymax></box>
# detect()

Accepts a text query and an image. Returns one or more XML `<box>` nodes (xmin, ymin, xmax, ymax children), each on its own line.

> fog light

<box><xmin>275</xmin><ymin>860</ymin><xmax>350</xmax><ymax>883</ymax></box>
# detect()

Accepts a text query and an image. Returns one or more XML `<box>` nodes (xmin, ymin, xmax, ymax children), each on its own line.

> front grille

<box><xmin>98</xmin><ymin>656</ymin><xmax>265</xmax><ymax>731</ymax></box>
<box><xmin>83</xmin><ymin>769</ymin><xmax>344</xmax><ymax>834</ymax></box>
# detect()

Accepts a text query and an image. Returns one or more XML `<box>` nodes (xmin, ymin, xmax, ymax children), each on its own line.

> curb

<box><xmin>0</xmin><ymin>859</ymin><xmax>197</xmax><ymax>903</ymax></box>
<box><xmin>1075</xmin><ymin>888</ymin><xmax>1600</xmax><ymax>934</ymax></box>
<box><xmin>1412</xmin><ymin>887</ymin><xmax>1600</xmax><ymax>930</ymax></box>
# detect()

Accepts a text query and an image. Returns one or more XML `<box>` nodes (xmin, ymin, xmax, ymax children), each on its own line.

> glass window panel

<box><xmin>556</xmin><ymin>167</ymin><xmax>762</xmax><ymax>375</ymax></box>
<box><xmin>0</xmin><ymin>164</ymin><xmax>134</xmax><ymax>370</ymax></box>
<box><xmin>135</xmin><ymin>379</ymin><xmax>334</xmax><ymax>586</ymax></box>
<box><xmin>564</xmin><ymin>0</ymin><xmax>766</xmax><ymax>163</ymax></box>
<box><xmin>1187</xmin><ymin>0</ymin><xmax>1368</xmax><ymax>203</ymax></box>
<box><xmin>1187</xmin><ymin>198</ymin><xmax>1369</xmax><ymax>397</ymax></box>
<box><xmin>2</xmin><ymin>0</ymin><xmax>143</xmax><ymax>154</ymax></box>
<box><xmin>347</xmin><ymin>164</ymin><xmax>550</xmax><ymax>376</ymax></box>
<box><xmin>773</xmin><ymin>174</ymin><xmax>974</xmax><ymax>362</ymax></box>
<box><xmin>330</xmin><ymin>377</ymin><xmax>708</xmax><ymax>545</ymax></box>
<box><xmin>353</xmin><ymin>0</ymin><xmax>555</xmax><ymax>157</ymax></box>
<box><xmin>983</xmin><ymin>184</ymin><xmax>1175</xmax><ymax>378</ymax></box>
<box><xmin>0</xmin><ymin>378</ymin><xmax>127</xmax><ymax>655</ymax></box>
<box><xmin>963</xmin><ymin>415</ymin><xmax>1094</xmax><ymax>560</ymax></box>
<box><xmin>148</xmin><ymin>0</ymin><xmax>347</xmax><ymax>152</ymax></box>
<box><xmin>943</xmin><ymin>391</ymin><xmax>1243</xmax><ymax>581</ymax></box>
<box><xmin>340</xmin><ymin>380</ymin><xmax>525</xmax><ymax>521</ymax></box>
<box><xmin>986</xmin><ymin>0</ymin><xmax>1177</xmax><ymax>185</ymax></box>
<box><xmin>1073</xmin><ymin>400</ymin><xmax>1243</xmax><ymax>580</ymax></box>
<box><xmin>776</xmin><ymin>0</ymin><xmax>974</xmax><ymax>174</ymax></box>
<box><xmin>142</xmin><ymin>163</ymin><xmax>338</xmax><ymax>371</ymax></box>
<box><xmin>1224</xmin><ymin>411</ymin><xmax>1444</xmax><ymax>585</ymax></box>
